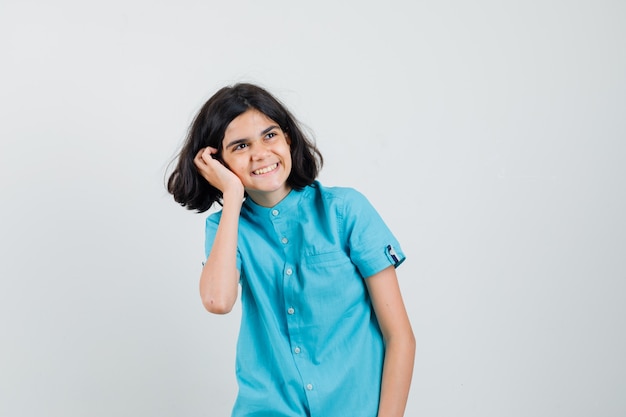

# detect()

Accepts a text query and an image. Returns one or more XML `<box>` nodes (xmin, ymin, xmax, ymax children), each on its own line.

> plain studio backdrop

<box><xmin>1</xmin><ymin>0</ymin><xmax>624</xmax><ymax>416</ymax></box>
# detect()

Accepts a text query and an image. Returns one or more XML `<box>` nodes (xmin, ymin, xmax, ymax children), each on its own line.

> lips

<box><xmin>252</xmin><ymin>163</ymin><xmax>279</xmax><ymax>175</ymax></box>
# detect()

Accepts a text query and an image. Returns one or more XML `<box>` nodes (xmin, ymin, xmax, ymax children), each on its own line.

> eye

<box><xmin>234</xmin><ymin>143</ymin><xmax>248</xmax><ymax>151</ymax></box>
<box><xmin>265</xmin><ymin>132</ymin><xmax>277</xmax><ymax>140</ymax></box>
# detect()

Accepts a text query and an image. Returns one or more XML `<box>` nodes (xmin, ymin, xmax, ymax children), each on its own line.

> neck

<box><xmin>246</xmin><ymin>185</ymin><xmax>292</xmax><ymax>208</ymax></box>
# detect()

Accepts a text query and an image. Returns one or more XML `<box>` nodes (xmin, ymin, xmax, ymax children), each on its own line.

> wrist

<box><xmin>222</xmin><ymin>188</ymin><xmax>244</xmax><ymax>205</ymax></box>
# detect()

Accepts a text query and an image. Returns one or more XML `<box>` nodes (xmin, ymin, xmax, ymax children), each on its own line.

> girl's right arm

<box><xmin>194</xmin><ymin>147</ymin><xmax>244</xmax><ymax>314</ymax></box>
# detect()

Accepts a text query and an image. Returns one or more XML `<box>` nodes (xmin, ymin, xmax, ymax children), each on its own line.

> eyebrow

<box><xmin>224</xmin><ymin>125</ymin><xmax>280</xmax><ymax>150</ymax></box>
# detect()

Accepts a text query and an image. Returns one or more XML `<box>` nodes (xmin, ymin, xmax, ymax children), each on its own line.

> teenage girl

<box><xmin>167</xmin><ymin>83</ymin><xmax>415</xmax><ymax>417</ymax></box>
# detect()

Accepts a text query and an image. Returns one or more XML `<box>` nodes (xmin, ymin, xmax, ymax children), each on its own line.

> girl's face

<box><xmin>221</xmin><ymin>108</ymin><xmax>292</xmax><ymax>207</ymax></box>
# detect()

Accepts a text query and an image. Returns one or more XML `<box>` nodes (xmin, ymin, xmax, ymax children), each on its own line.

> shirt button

<box><xmin>281</xmin><ymin>237</ymin><xmax>289</xmax><ymax>244</ymax></box>
<box><xmin>294</xmin><ymin>347</ymin><xmax>301</xmax><ymax>354</ymax></box>
<box><xmin>306</xmin><ymin>384</ymin><xmax>313</xmax><ymax>391</ymax></box>
<box><xmin>286</xmin><ymin>268</ymin><xmax>293</xmax><ymax>276</ymax></box>
<box><xmin>272</xmin><ymin>209</ymin><xmax>279</xmax><ymax>216</ymax></box>
<box><xmin>287</xmin><ymin>307</ymin><xmax>295</xmax><ymax>315</ymax></box>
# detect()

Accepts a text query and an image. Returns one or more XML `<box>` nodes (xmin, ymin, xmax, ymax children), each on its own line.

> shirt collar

<box><xmin>243</xmin><ymin>185</ymin><xmax>308</xmax><ymax>216</ymax></box>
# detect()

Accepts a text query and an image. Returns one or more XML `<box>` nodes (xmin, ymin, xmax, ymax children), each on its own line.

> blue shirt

<box><xmin>204</xmin><ymin>181</ymin><xmax>406</xmax><ymax>417</ymax></box>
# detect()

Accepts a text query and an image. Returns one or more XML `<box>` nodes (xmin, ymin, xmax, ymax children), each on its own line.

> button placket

<box><xmin>272</xmin><ymin>203</ymin><xmax>314</xmax><ymax>399</ymax></box>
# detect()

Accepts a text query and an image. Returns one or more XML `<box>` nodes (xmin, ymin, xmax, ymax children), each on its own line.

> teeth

<box><xmin>253</xmin><ymin>163</ymin><xmax>278</xmax><ymax>175</ymax></box>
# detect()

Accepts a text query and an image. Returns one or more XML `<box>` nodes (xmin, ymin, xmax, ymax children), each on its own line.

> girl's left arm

<box><xmin>366</xmin><ymin>265</ymin><xmax>416</xmax><ymax>417</ymax></box>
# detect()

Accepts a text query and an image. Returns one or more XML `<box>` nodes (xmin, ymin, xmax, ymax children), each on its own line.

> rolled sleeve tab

<box><xmin>386</xmin><ymin>244</ymin><xmax>405</xmax><ymax>268</ymax></box>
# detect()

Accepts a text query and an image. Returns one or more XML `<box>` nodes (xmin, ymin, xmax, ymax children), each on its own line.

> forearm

<box><xmin>377</xmin><ymin>333</ymin><xmax>416</xmax><ymax>417</ymax></box>
<box><xmin>199</xmin><ymin>192</ymin><xmax>242</xmax><ymax>314</ymax></box>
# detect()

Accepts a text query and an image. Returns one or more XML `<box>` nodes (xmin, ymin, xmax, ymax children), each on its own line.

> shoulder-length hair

<box><xmin>167</xmin><ymin>83</ymin><xmax>323</xmax><ymax>212</ymax></box>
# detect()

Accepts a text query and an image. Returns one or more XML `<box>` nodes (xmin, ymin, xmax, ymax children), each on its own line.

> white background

<box><xmin>1</xmin><ymin>1</ymin><xmax>624</xmax><ymax>416</ymax></box>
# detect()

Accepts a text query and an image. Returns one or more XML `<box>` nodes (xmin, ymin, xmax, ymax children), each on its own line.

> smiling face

<box><xmin>221</xmin><ymin>108</ymin><xmax>292</xmax><ymax>207</ymax></box>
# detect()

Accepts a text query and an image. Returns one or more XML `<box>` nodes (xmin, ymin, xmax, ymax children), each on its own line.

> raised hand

<box><xmin>194</xmin><ymin>147</ymin><xmax>244</xmax><ymax>198</ymax></box>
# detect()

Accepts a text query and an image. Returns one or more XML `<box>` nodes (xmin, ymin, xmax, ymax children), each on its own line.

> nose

<box><xmin>251</xmin><ymin>141</ymin><xmax>271</xmax><ymax>160</ymax></box>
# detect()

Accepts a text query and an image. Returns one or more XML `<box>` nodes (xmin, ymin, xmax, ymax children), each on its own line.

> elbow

<box><xmin>408</xmin><ymin>330</ymin><xmax>416</xmax><ymax>355</ymax></box>
<box><xmin>199</xmin><ymin>266</ymin><xmax>238</xmax><ymax>314</ymax></box>
<box><xmin>405</xmin><ymin>326</ymin><xmax>416</xmax><ymax>351</ymax></box>
<box><xmin>202</xmin><ymin>295</ymin><xmax>235</xmax><ymax>315</ymax></box>
<box><xmin>386</xmin><ymin>327</ymin><xmax>416</xmax><ymax>355</ymax></box>
<box><xmin>199</xmin><ymin>273</ymin><xmax>238</xmax><ymax>314</ymax></box>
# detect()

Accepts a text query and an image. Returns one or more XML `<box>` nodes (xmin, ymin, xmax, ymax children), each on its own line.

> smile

<box><xmin>253</xmin><ymin>163</ymin><xmax>279</xmax><ymax>175</ymax></box>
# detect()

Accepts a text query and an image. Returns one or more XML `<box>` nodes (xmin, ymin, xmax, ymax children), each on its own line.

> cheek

<box><xmin>220</xmin><ymin>154</ymin><xmax>240</xmax><ymax>173</ymax></box>
<box><xmin>284</xmin><ymin>152</ymin><xmax>293</xmax><ymax>171</ymax></box>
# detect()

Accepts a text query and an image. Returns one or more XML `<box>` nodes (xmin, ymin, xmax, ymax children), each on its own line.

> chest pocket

<box><xmin>301</xmin><ymin>249</ymin><xmax>366</xmax><ymax>319</ymax></box>
<box><xmin>302</xmin><ymin>249</ymin><xmax>361</xmax><ymax>286</ymax></box>
<box><xmin>304</xmin><ymin>249</ymin><xmax>354</xmax><ymax>269</ymax></box>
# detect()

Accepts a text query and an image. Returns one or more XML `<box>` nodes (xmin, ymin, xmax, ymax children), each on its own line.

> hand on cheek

<box><xmin>194</xmin><ymin>147</ymin><xmax>244</xmax><ymax>196</ymax></box>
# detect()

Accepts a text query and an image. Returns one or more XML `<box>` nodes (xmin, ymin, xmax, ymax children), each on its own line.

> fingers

<box><xmin>194</xmin><ymin>146</ymin><xmax>228</xmax><ymax>187</ymax></box>
<box><xmin>202</xmin><ymin>147</ymin><xmax>218</xmax><ymax>162</ymax></box>
<box><xmin>194</xmin><ymin>147</ymin><xmax>217</xmax><ymax>168</ymax></box>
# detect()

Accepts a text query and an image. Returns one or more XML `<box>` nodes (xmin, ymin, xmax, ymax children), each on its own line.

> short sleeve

<box><xmin>341</xmin><ymin>189</ymin><xmax>406</xmax><ymax>278</ymax></box>
<box><xmin>204</xmin><ymin>212</ymin><xmax>242</xmax><ymax>272</ymax></box>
